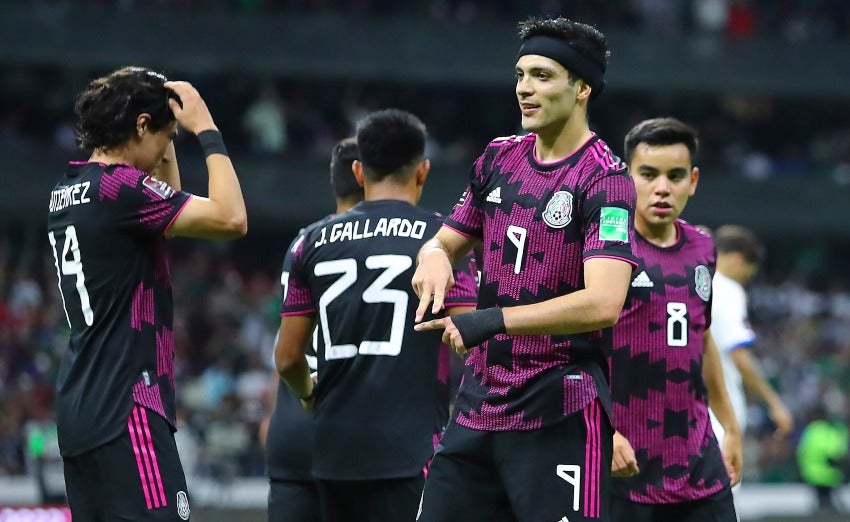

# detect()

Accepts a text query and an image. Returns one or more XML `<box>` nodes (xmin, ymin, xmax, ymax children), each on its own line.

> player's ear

<box><xmin>352</xmin><ymin>160</ymin><xmax>365</xmax><ymax>187</ymax></box>
<box><xmin>575</xmin><ymin>79</ymin><xmax>592</xmax><ymax>103</ymax></box>
<box><xmin>136</xmin><ymin>114</ymin><xmax>151</xmax><ymax>137</ymax></box>
<box><xmin>689</xmin><ymin>167</ymin><xmax>700</xmax><ymax>196</ymax></box>
<box><xmin>416</xmin><ymin>159</ymin><xmax>430</xmax><ymax>187</ymax></box>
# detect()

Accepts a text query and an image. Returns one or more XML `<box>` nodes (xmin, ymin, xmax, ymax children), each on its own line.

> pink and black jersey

<box><xmin>445</xmin><ymin>133</ymin><xmax>638</xmax><ymax>432</ymax></box>
<box><xmin>609</xmin><ymin>220</ymin><xmax>729</xmax><ymax>503</ymax></box>
<box><xmin>47</xmin><ymin>162</ymin><xmax>191</xmax><ymax>458</ymax></box>
<box><xmin>282</xmin><ymin>199</ymin><xmax>478</xmax><ymax>480</ymax></box>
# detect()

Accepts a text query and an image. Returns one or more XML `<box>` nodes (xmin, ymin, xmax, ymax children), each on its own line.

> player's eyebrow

<box><xmin>634</xmin><ymin>164</ymin><xmax>659</xmax><ymax>173</ymax></box>
<box><xmin>516</xmin><ymin>65</ymin><xmax>557</xmax><ymax>75</ymax></box>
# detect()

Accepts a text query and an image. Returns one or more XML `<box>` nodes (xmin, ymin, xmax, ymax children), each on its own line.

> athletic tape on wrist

<box><xmin>197</xmin><ymin>129</ymin><xmax>229</xmax><ymax>158</ymax></box>
<box><xmin>452</xmin><ymin>308</ymin><xmax>506</xmax><ymax>349</ymax></box>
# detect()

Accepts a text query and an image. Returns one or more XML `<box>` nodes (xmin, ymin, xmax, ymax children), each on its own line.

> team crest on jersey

<box><xmin>542</xmin><ymin>190</ymin><xmax>573</xmax><ymax>229</ymax></box>
<box><xmin>176</xmin><ymin>491</ymin><xmax>190</xmax><ymax>520</ymax></box>
<box><xmin>142</xmin><ymin>176</ymin><xmax>176</xmax><ymax>200</ymax></box>
<box><xmin>694</xmin><ymin>265</ymin><xmax>711</xmax><ymax>301</ymax></box>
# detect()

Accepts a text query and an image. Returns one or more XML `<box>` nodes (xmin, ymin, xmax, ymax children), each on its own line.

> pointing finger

<box><xmin>431</xmin><ymin>286</ymin><xmax>446</xmax><ymax>315</ymax></box>
<box><xmin>415</xmin><ymin>289</ymin><xmax>433</xmax><ymax>323</ymax></box>
<box><xmin>414</xmin><ymin>318</ymin><xmax>447</xmax><ymax>332</ymax></box>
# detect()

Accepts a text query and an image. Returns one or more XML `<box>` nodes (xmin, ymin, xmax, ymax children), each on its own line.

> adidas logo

<box><xmin>486</xmin><ymin>187</ymin><xmax>502</xmax><ymax>204</ymax></box>
<box><xmin>557</xmin><ymin>517</ymin><xmax>570</xmax><ymax>522</ymax></box>
<box><xmin>631</xmin><ymin>271</ymin><xmax>654</xmax><ymax>288</ymax></box>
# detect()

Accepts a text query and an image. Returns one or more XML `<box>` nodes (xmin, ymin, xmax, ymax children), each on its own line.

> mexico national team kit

<box><xmin>282</xmin><ymin>199</ymin><xmax>477</xmax><ymax>518</ymax></box>
<box><xmin>609</xmin><ymin>221</ymin><xmax>731</xmax><ymax>506</ymax></box>
<box><xmin>418</xmin><ymin>133</ymin><xmax>638</xmax><ymax>522</ymax></box>
<box><xmin>47</xmin><ymin>161</ymin><xmax>192</xmax><ymax>520</ymax></box>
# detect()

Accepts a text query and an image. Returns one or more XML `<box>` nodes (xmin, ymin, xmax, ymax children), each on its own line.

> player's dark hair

<box><xmin>623</xmin><ymin>117</ymin><xmax>699</xmax><ymax>164</ymax></box>
<box><xmin>355</xmin><ymin>109</ymin><xmax>427</xmax><ymax>182</ymax></box>
<box><xmin>73</xmin><ymin>66</ymin><xmax>176</xmax><ymax>151</ymax></box>
<box><xmin>713</xmin><ymin>225</ymin><xmax>765</xmax><ymax>265</ymax></box>
<box><xmin>517</xmin><ymin>17</ymin><xmax>609</xmax><ymax>88</ymax></box>
<box><xmin>329</xmin><ymin>136</ymin><xmax>363</xmax><ymax>200</ymax></box>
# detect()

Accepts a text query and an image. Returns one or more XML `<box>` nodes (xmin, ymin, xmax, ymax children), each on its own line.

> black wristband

<box><xmin>452</xmin><ymin>308</ymin><xmax>506</xmax><ymax>349</ymax></box>
<box><xmin>197</xmin><ymin>129</ymin><xmax>229</xmax><ymax>158</ymax></box>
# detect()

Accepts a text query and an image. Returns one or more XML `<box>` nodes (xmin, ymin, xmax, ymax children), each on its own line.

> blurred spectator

<box><xmin>796</xmin><ymin>401</ymin><xmax>850</xmax><ymax>513</ymax></box>
<box><xmin>727</xmin><ymin>0</ymin><xmax>756</xmax><ymax>39</ymax></box>
<box><xmin>24</xmin><ymin>404</ymin><xmax>63</xmax><ymax>504</ymax></box>
<box><xmin>242</xmin><ymin>83</ymin><xmax>288</xmax><ymax>155</ymax></box>
<box><xmin>692</xmin><ymin>0</ymin><xmax>728</xmax><ymax>34</ymax></box>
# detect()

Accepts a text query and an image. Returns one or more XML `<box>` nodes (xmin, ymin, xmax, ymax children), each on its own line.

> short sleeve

<box><xmin>444</xmin><ymin>147</ymin><xmax>493</xmax><ymax>239</ymax></box>
<box><xmin>281</xmin><ymin>228</ymin><xmax>317</xmax><ymax>316</ymax></box>
<box><xmin>278</xmin><ymin>229</ymin><xmax>307</xmax><ymax>315</ymax></box>
<box><xmin>100</xmin><ymin>165</ymin><xmax>191</xmax><ymax>237</ymax></box>
<box><xmin>581</xmin><ymin>167</ymin><xmax>638</xmax><ymax>267</ymax></box>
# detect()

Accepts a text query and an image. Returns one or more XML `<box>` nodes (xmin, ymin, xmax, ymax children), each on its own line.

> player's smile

<box><xmin>519</xmin><ymin>102</ymin><xmax>540</xmax><ymax>116</ymax></box>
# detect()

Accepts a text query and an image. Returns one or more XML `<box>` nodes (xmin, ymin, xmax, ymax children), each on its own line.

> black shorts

<box><xmin>317</xmin><ymin>475</ymin><xmax>425</xmax><ymax>522</ymax></box>
<box><xmin>611</xmin><ymin>488</ymin><xmax>737</xmax><ymax>522</ymax></box>
<box><xmin>268</xmin><ymin>479</ymin><xmax>320</xmax><ymax>522</ymax></box>
<box><xmin>417</xmin><ymin>398</ymin><xmax>612</xmax><ymax>522</ymax></box>
<box><xmin>63</xmin><ymin>405</ymin><xmax>190</xmax><ymax>521</ymax></box>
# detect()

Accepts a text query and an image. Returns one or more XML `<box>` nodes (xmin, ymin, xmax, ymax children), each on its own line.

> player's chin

<box><xmin>519</xmin><ymin>116</ymin><xmax>543</xmax><ymax>133</ymax></box>
<box><xmin>648</xmin><ymin>213</ymin><xmax>676</xmax><ymax>225</ymax></box>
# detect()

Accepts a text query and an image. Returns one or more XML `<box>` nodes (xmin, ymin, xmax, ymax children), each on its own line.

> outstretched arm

<box><xmin>415</xmin><ymin>257</ymin><xmax>632</xmax><ymax>352</ymax></box>
<box><xmin>731</xmin><ymin>347</ymin><xmax>793</xmax><ymax>438</ymax></box>
<box><xmin>501</xmin><ymin>257</ymin><xmax>631</xmax><ymax>335</ymax></box>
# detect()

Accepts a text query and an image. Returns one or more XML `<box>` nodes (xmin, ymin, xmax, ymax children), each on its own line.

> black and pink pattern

<box><xmin>279</xmin><ymin>200</ymin><xmax>478</xmax><ymax>480</ymax></box>
<box><xmin>156</xmin><ymin>327</ymin><xmax>175</xmax><ymax>388</ymax></box>
<box><xmin>583</xmin><ymin>399</ymin><xmax>603</xmax><ymax>519</ymax></box>
<box><xmin>609</xmin><ymin>220</ymin><xmax>729</xmax><ymax>503</ymax></box>
<box><xmin>48</xmin><ymin>162</ymin><xmax>190</xmax><ymax>457</ymax></box>
<box><xmin>445</xmin><ymin>133</ymin><xmax>637</xmax><ymax>431</ymax></box>
<box><xmin>127</xmin><ymin>405</ymin><xmax>167</xmax><ymax>510</ymax></box>
<box><xmin>131</xmin><ymin>282</ymin><xmax>155</xmax><ymax>331</ymax></box>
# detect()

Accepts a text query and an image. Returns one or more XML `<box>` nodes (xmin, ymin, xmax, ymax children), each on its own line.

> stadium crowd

<box><xmin>1</xmin><ymin>65</ymin><xmax>850</xmax><ymax>183</ymax></box>
<box><xmin>12</xmin><ymin>0</ymin><xmax>850</xmax><ymax>42</ymax></box>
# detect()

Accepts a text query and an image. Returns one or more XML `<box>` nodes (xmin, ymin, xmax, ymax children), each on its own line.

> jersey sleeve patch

<box><xmin>142</xmin><ymin>176</ymin><xmax>177</xmax><ymax>200</ymax></box>
<box><xmin>599</xmin><ymin>207</ymin><xmax>629</xmax><ymax>242</ymax></box>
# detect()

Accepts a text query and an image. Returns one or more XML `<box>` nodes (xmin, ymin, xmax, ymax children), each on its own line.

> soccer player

<box><xmin>47</xmin><ymin>66</ymin><xmax>247</xmax><ymax>521</ymax></box>
<box><xmin>275</xmin><ymin>109</ymin><xmax>478</xmax><ymax>522</ymax></box>
<box><xmin>608</xmin><ymin>117</ymin><xmax>742</xmax><ymax>522</ymax></box>
<box><xmin>412</xmin><ymin>17</ymin><xmax>637</xmax><ymax>522</ymax></box>
<box><xmin>263</xmin><ymin>136</ymin><xmax>362</xmax><ymax>522</ymax></box>
<box><xmin>708</xmin><ymin>225</ymin><xmax>793</xmax><ymax>500</ymax></box>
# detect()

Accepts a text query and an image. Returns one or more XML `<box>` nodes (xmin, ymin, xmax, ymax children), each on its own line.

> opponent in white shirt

<box><xmin>709</xmin><ymin>225</ymin><xmax>793</xmax><ymax>446</ymax></box>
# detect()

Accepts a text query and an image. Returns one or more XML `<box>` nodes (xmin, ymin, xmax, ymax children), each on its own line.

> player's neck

<box><xmin>534</xmin><ymin>119</ymin><xmax>593</xmax><ymax>163</ymax></box>
<box><xmin>335</xmin><ymin>197</ymin><xmax>362</xmax><ymax>214</ymax></box>
<box><xmin>90</xmin><ymin>147</ymin><xmax>135</xmax><ymax>168</ymax></box>
<box><xmin>363</xmin><ymin>183</ymin><xmax>417</xmax><ymax>205</ymax></box>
